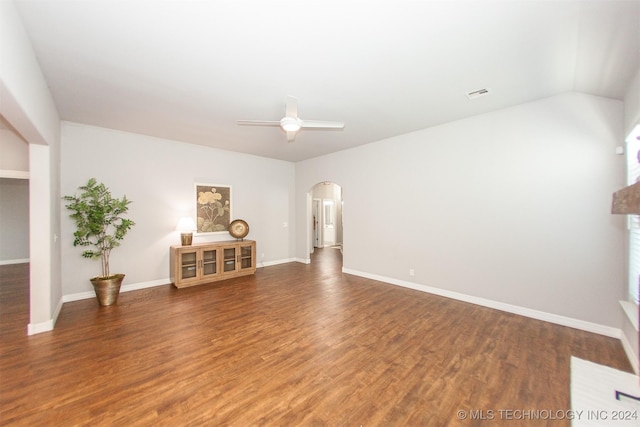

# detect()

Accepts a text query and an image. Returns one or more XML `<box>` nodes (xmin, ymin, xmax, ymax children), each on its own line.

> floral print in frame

<box><xmin>195</xmin><ymin>183</ymin><xmax>231</xmax><ymax>233</ymax></box>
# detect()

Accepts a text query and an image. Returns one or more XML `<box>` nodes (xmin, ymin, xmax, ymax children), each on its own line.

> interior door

<box><xmin>312</xmin><ymin>199</ymin><xmax>320</xmax><ymax>248</ymax></box>
<box><xmin>322</xmin><ymin>200</ymin><xmax>335</xmax><ymax>246</ymax></box>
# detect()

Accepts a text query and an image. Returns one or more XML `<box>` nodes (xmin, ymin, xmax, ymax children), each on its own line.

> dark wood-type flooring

<box><xmin>0</xmin><ymin>248</ymin><xmax>633</xmax><ymax>426</ymax></box>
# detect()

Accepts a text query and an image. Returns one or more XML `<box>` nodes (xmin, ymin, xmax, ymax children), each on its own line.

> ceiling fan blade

<box><xmin>300</xmin><ymin>120</ymin><xmax>345</xmax><ymax>129</ymax></box>
<box><xmin>285</xmin><ymin>96</ymin><xmax>298</xmax><ymax>118</ymax></box>
<box><xmin>236</xmin><ymin>120</ymin><xmax>281</xmax><ymax>126</ymax></box>
<box><xmin>286</xmin><ymin>130</ymin><xmax>297</xmax><ymax>143</ymax></box>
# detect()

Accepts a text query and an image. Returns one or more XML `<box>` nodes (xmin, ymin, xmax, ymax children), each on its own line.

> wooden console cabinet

<box><xmin>170</xmin><ymin>240</ymin><xmax>256</xmax><ymax>288</ymax></box>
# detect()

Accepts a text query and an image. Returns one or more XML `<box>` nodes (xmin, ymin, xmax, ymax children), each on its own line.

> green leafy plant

<box><xmin>63</xmin><ymin>178</ymin><xmax>135</xmax><ymax>278</ymax></box>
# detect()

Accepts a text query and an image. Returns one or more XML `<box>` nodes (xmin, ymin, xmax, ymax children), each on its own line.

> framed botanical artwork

<box><xmin>194</xmin><ymin>183</ymin><xmax>232</xmax><ymax>234</ymax></box>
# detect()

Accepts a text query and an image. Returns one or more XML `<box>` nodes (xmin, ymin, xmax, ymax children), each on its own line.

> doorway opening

<box><xmin>0</xmin><ymin>114</ymin><xmax>30</xmax><ymax>336</ymax></box>
<box><xmin>309</xmin><ymin>181</ymin><xmax>343</xmax><ymax>268</ymax></box>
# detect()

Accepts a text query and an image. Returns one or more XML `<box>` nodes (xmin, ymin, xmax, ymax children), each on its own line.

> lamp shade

<box><xmin>176</xmin><ymin>217</ymin><xmax>197</xmax><ymax>232</ymax></box>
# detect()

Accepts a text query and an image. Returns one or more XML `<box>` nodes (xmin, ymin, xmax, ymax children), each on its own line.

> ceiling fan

<box><xmin>237</xmin><ymin>96</ymin><xmax>344</xmax><ymax>142</ymax></box>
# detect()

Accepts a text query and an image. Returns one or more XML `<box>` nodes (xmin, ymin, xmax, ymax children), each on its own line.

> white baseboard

<box><xmin>27</xmin><ymin>319</ymin><xmax>54</xmax><ymax>335</ymax></box>
<box><xmin>63</xmin><ymin>290</ymin><xmax>95</xmax><ymax>303</ymax></box>
<box><xmin>26</xmin><ymin>297</ymin><xmax>63</xmax><ymax>336</ymax></box>
<box><xmin>260</xmin><ymin>258</ymin><xmax>296</xmax><ymax>268</ymax></box>
<box><xmin>342</xmin><ymin>268</ymin><xmax>623</xmax><ymax>339</ymax></box>
<box><xmin>53</xmin><ymin>296</ymin><xmax>63</xmax><ymax>326</ymax></box>
<box><xmin>295</xmin><ymin>258</ymin><xmax>311</xmax><ymax>264</ymax></box>
<box><xmin>24</xmin><ymin>297</ymin><xmax>62</xmax><ymax>336</ymax></box>
<box><xmin>0</xmin><ymin>258</ymin><xmax>29</xmax><ymax>266</ymax></box>
<box><xmin>0</xmin><ymin>169</ymin><xmax>29</xmax><ymax>179</ymax></box>
<box><xmin>63</xmin><ymin>277</ymin><xmax>171</xmax><ymax>303</ymax></box>
<box><xmin>121</xmin><ymin>278</ymin><xmax>170</xmax><ymax>293</ymax></box>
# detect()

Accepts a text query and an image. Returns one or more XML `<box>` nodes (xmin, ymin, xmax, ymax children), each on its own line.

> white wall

<box><xmin>0</xmin><ymin>0</ymin><xmax>62</xmax><ymax>334</ymax></box>
<box><xmin>624</xmin><ymin>66</ymin><xmax>640</xmax><ymax>135</ymax></box>
<box><xmin>0</xmin><ymin>178</ymin><xmax>29</xmax><ymax>262</ymax></box>
<box><xmin>295</xmin><ymin>92</ymin><xmax>627</xmax><ymax>330</ymax></box>
<box><xmin>0</xmin><ymin>118</ymin><xmax>29</xmax><ymax>171</ymax></box>
<box><xmin>0</xmin><ymin>1</ymin><xmax>59</xmax><ymax>147</ymax></box>
<box><xmin>60</xmin><ymin>122</ymin><xmax>295</xmax><ymax>296</ymax></box>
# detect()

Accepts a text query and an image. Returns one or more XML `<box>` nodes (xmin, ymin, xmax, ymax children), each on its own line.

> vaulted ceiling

<box><xmin>14</xmin><ymin>0</ymin><xmax>640</xmax><ymax>161</ymax></box>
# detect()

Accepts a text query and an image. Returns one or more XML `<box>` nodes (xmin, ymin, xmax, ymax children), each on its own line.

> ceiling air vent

<box><xmin>466</xmin><ymin>88</ymin><xmax>492</xmax><ymax>100</ymax></box>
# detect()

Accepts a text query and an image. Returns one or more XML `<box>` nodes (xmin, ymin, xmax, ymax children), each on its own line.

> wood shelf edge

<box><xmin>612</xmin><ymin>181</ymin><xmax>640</xmax><ymax>214</ymax></box>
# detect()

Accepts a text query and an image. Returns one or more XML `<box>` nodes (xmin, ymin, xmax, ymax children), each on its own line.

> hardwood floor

<box><xmin>0</xmin><ymin>249</ymin><xmax>633</xmax><ymax>426</ymax></box>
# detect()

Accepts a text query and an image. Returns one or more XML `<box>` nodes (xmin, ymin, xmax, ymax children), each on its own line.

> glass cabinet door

<box><xmin>223</xmin><ymin>247</ymin><xmax>237</xmax><ymax>273</ymax></box>
<box><xmin>238</xmin><ymin>244</ymin><xmax>254</xmax><ymax>270</ymax></box>
<box><xmin>179</xmin><ymin>250</ymin><xmax>198</xmax><ymax>280</ymax></box>
<box><xmin>201</xmin><ymin>249</ymin><xmax>218</xmax><ymax>277</ymax></box>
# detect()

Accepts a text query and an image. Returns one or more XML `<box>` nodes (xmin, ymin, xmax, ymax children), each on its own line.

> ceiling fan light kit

<box><xmin>280</xmin><ymin>117</ymin><xmax>302</xmax><ymax>132</ymax></box>
<box><xmin>238</xmin><ymin>96</ymin><xmax>344</xmax><ymax>143</ymax></box>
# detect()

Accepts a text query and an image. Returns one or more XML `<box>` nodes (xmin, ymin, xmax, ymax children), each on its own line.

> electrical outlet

<box><xmin>409</xmin><ymin>269</ymin><xmax>415</xmax><ymax>277</ymax></box>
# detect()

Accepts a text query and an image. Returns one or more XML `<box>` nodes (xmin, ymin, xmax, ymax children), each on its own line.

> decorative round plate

<box><xmin>228</xmin><ymin>219</ymin><xmax>249</xmax><ymax>239</ymax></box>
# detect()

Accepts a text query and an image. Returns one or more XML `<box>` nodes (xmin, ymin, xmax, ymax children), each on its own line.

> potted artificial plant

<box><xmin>63</xmin><ymin>178</ymin><xmax>135</xmax><ymax>306</ymax></box>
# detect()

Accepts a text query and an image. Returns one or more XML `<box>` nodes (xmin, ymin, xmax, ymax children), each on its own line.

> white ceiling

<box><xmin>13</xmin><ymin>0</ymin><xmax>640</xmax><ymax>162</ymax></box>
